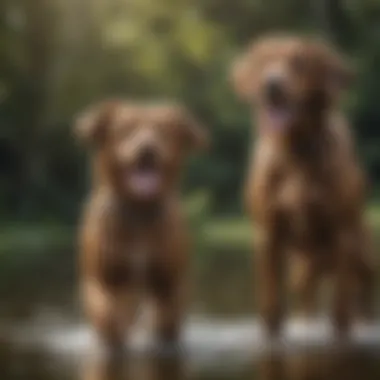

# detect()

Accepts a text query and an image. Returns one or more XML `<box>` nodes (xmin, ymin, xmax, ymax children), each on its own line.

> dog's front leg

<box><xmin>351</xmin><ymin>227</ymin><xmax>376</xmax><ymax>322</ymax></box>
<box><xmin>151</xmin><ymin>270</ymin><xmax>186</xmax><ymax>345</ymax></box>
<box><xmin>332</xmin><ymin>233</ymin><xmax>354</xmax><ymax>338</ymax></box>
<box><xmin>354</xmin><ymin>254</ymin><xmax>376</xmax><ymax>322</ymax></box>
<box><xmin>82</xmin><ymin>279</ymin><xmax>137</xmax><ymax>353</ymax></box>
<box><xmin>289</xmin><ymin>253</ymin><xmax>320</xmax><ymax>319</ymax></box>
<box><xmin>256</xmin><ymin>227</ymin><xmax>286</xmax><ymax>338</ymax></box>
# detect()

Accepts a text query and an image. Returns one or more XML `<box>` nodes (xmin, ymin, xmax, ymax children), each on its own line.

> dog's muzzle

<box><xmin>127</xmin><ymin>146</ymin><xmax>163</xmax><ymax>199</ymax></box>
<box><xmin>264</xmin><ymin>76</ymin><xmax>288</xmax><ymax>108</ymax></box>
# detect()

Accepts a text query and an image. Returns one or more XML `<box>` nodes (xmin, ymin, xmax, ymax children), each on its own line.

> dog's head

<box><xmin>231</xmin><ymin>35</ymin><xmax>353</xmax><ymax>131</ymax></box>
<box><xmin>75</xmin><ymin>100</ymin><xmax>208</xmax><ymax>201</ymax></box>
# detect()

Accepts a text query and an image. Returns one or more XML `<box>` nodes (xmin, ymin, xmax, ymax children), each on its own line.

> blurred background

<box><xmin>1</xmin><ymin>1</ymin><xmax>380</xmax><ymax>379</ymax></box>
<box><xmin>0</xmin><ymin>0</ymin><xmax>380</xmax><ymax>332</ymax></box>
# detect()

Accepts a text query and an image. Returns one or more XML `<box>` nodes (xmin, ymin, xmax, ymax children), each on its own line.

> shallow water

<box><xmin>1</xmin><ymin>326</ymin><xmax>380</xmax><ymax>380</ymax></box>
<box><xmin>0</xmin><ymin>247</ymin><xmax>379</xmax><ymax>380</ymax></box>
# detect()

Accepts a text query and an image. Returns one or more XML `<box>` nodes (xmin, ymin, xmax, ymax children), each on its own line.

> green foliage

<box><xmin>0</xmin><ymin>0</ymin><xmax>380</xmax><ymax>221</ymax></box>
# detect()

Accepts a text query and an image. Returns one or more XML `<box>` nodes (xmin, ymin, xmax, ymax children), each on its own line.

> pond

<box><xmin>0</xmin><ymin>245</ymin><xmax>379</xmax><ymax>380</ymax></box>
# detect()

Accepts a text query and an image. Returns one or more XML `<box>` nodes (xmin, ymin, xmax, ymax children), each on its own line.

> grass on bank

<box><xmin>1</xmin><ymin>199</ymin><xmax>380</xmax><ymax>254</ymax></box>
<box><xmin>204</xmin><ymin>201</ymin><xmax>380</xmax><ymax>250</ymax></box>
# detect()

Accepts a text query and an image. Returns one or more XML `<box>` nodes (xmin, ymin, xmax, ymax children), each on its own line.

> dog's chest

<box><xmin>128</xmin><ymin>241</ymin><xmax>150</xmax><ymax>279</ymax></box>
<box><xmin>277</xmin><ymin>173</ymin><xmax>339</xmax><ymax>245</ymax></box>
<box><xmin>277</xmin><ymin>173</ymin><xmax>328</xmax><ymax>209</ymax></box>
<box><xmin>101</xmin><ymin>239</ymin><xmax>152</xmax><ymax>288</ymax></box>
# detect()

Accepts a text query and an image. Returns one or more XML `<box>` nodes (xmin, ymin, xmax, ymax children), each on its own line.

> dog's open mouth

<box><xmin>266</xmin><ymin>105</ymin><xmax>292</xmax><ymax>131</ymax></box>
<box><xmin>128</xmin><ymin>169</ymin><xmax>161</xmax><ymax>198</ymax></box>
<box><xmin>127</xmin><ymin>153</ymin><xmax>162</xmax><ymax>198</ymax></box>
<box><xmin>264</xmin><ymin>82</ymin><xmax>293</xmax><ymax>131</ymax></box>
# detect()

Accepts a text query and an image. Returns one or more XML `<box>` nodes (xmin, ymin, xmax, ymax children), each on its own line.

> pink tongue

<box><xmin>129</xmin><ymin>171</ymin><xmax>160</xmax><ymax>197</ymax></box>
<box><xmin>268</xmin><ymin>108</ymin><xmax>291</xmax><ymax>130</ymax></box>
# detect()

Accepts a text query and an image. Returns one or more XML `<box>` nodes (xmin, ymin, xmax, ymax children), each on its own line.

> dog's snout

<box><xmin>264</xmin><ymin>75</ymin><xmax>287</xmax><ymax>104</ymax></box>
<box><xmin>138</xmin><ymin>146</ymin><xmax>158</xmax><ymax>168</ymax></box>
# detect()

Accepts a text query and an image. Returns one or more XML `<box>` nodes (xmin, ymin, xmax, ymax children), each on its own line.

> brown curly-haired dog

<box><xmin>75</xmin><ymin>100</ymin><xmax>208</xmax><ymax>351</ymax></box>
<box><xmin>231</xmin><ymin>35</ymin><xmax>375</xmax><ymax>337</ymax></box>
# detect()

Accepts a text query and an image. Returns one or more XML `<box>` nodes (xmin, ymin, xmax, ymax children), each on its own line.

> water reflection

<box><xmin>0</xmin><ymin>246</ymin><xmax>379</xmax><ymax>380</ymax></box>
<box><xmin>0</xmin><ymin>334</ymin><xmax>380</xmax><ymax>380</ymax></box>
<box><xmin>258</xmin><ymin>352</ymin><xmax>286</xmax><ymax>380</ymax></box>
<box><xmin>78</xmin><ymin>346</ymin><xmax>380</xmax><ymax>380</ymax></box>
<box><xmin>81</xmin><ymin>353</ymin><xmax>187</xmax><ymax>380</ymax></box>
<box><xmin>258</xmin><ymin>347</ymin><xmax>380</xmax><ymax>380</ymax></box>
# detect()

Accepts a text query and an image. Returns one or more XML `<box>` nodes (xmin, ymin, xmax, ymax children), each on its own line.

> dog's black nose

<box><xmin>138</xmin><ymin>146</ymin><xmax>158</xmax><ymax>169</ymax></box>
<box><xmin>264</xmin><ymin>77</ymin><xmax>287</xmax><ymax>106</ymax></box>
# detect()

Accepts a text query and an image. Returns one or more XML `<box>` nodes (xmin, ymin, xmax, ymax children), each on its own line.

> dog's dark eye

<box><xmin>291</xmin><ymin>55</ymin><xmax>306</xmax><ymax>74</ymax></box>
<box><xmin>156</xmin><ymin>124</ymin><xmax>170</xmax><ymax>138</ymax></box>
<box><xmin>159</xmin><ymin>123</ymin><xmax>178</xmax><ymax>141</ymax></box>
<box><xmin>115</xmin><ymin>123</ymin><xmax>136</xmax><ymax>140</ymax></box>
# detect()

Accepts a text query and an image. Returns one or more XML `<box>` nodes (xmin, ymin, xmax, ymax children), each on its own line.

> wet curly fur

<box><xmin>75</xmin><ymin>100</ymin><xmax>208</xmax><ymax>351</ymax></box>
<box><xmin>231</xmin><ymin>35</ymin><xmax>376</xmax><ymax>337</ymax></box>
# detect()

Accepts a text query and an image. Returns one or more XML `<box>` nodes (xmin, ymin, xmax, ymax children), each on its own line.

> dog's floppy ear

<box><xmin>230</xmin><ymin>52</ymin><xmax>256</xmax><ymax>102</ymax></box>
<box><xmin>179</xmin><ymin>108</ymin><xmax>210</xmax><ymax>152</ymax></box>
<box><xmin>74</xmin><ymin>100</ymin><xmax>118</xmax><ymax>148</ymax></box>
<box><xmin>230</xmin><ymin>38</ymin><xmax>273</xmax><ymax>102</ymax></box>
<box><xmin>322</xmin><ymin>42</ymin><xmax>354</xmax><ymax>94</ymax></box>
